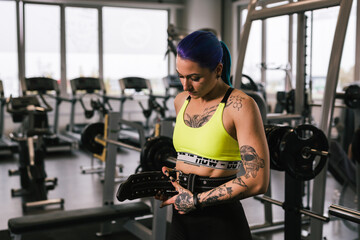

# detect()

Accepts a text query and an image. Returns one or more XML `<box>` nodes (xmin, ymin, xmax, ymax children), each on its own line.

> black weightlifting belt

<box><xmin>116</xmin><ymin>171</ymin><xmax>236</xmax><ymax>202</ymax></box>
<box><xmin>178</xmin><ymin>173</ymin><xmax>236</xmax><ymax>193</ymax></box>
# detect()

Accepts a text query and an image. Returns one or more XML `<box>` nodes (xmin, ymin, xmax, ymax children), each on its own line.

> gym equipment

<box><xmin>66</xmin><ymin>77</ymin><xmax>111</xmax><ymax>139</ymax></box>
<box><xmin>253</xmin><ymin>124</ymin><xmax>329</xmax><ymax>238</ymax></box>
<box><xmin>265</xmin><ymin>124</ymin><xmax>329</xmax><ymax>181</ymax></box>
<box><xmin>22</xmin><ymin>77</ymin><xmax>77</xmax><ymax>153</ymax></box>
<box><xmin>329</xmin><ymin>204</ymin><xmax>360</xmax><ymax>224</ymax></box>
<box><xmin>234</xmin><ymin>1</ymin><xmax>353</xmax><ymax>236</ymax></box>
<box><xmin>0</xmin><ymin>80</ymin><xmax>18</xmax><ymax>155</ymax></box>
<box><xmin>119</xmin><ymin>77</ymin><xmax>168</xmax><ymax>130</ymax></box>
<box><xmin>8</xmin><ymin>111</ymin><xmax>172</xmax><ymax>240</ymax></box>
<box><xmin>6</xmin><ymin>94</ymin><xmax>64</xmax><ymax>211</ymax></box>
<box><xmin>8</xmin><ymin>202</ymin><xmax>151</xmax><ymax>239</ymax></box>
<box><xmin>81</xmin><ymin>120</ymin><xmax>176</xmax><ymax>172</ymax></box>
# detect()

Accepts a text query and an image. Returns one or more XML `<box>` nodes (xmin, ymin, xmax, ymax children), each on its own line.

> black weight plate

<box><xmin>266</xmin><ymin>125</ymin><xmax>292</xmax><ymax>171</ymax></box>
<box><xmin>140</xmin><ymin>137</ymin><xmax>159</xmax><ymax>172</ymax></box>
<box><xmin>140</xmin><ymin>136</ymin><xmax>176</xmax><ymax>171</ymax></box>
<box><xmin>281</xmin><ymin>124</ymin><xmax>328</xmax><ymax>181</ymax></box>
<box><xmin>344</xmin><ymin>84</ymin><xmax>360</xmax><ymax>109</ymax></box>
<box><xmin>81</xmin><ymin>122</ymin><xmax>104</xmax><ymax>155</ymax></box>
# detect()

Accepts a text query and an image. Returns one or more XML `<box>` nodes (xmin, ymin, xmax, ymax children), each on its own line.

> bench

<box><xmin>8</xmin><ymin>202</ymin><xmax>151</xmax><ymax>238</ymax></box>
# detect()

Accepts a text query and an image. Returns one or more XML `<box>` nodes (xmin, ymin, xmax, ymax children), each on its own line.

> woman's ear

<box><xmin>216</xmin><ymin>63</ymin><xmax>223</xmax><ymax>78</ymax></box>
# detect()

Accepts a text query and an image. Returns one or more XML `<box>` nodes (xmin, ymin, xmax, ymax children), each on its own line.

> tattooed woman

<box><xmin>158</xmin><ymin>30</ymin><xmax>270</xmax><ymax>240</ymax></box>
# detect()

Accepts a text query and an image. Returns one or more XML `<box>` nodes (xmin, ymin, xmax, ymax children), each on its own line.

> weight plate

<box><xmin>280</xmin><ymin>124</ymin><xmax>329</xmax><ymax>181</ymax></box>
<box><xmin>81</xmin><ymin>122</ymin><xmax>104</xmax><ymax>155</ymax></box>
<box><xmin>140</xmin><ymin>136</ymin><xmax>176</xmax><ymax>171</ymax></box>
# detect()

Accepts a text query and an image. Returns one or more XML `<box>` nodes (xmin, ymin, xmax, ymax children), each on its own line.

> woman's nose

<box><xmin>182</xmin><ymin>78</ymin><xmax>191</xmax><ymax>91</ymax></box>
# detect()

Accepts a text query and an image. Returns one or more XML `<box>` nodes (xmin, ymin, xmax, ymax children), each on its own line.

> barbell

<box><xmin>80</xmin><ymin>122</ymin><xmax>176</xmax><ymax>172</ymax></box>
<box><xmin>81</xmin><ymin>121</ymin><xmax>329</xmax><ymax>181</ymax></box>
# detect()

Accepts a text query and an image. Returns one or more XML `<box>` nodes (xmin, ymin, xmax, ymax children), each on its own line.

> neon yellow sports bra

<box><xmin>173</xmin><ymin>88</ymin><xmax>242</xmax><ymax>166</ymax></box>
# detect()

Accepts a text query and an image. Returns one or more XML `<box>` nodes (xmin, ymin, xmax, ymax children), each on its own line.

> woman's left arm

<box><xmin>197</xmin><ymin>96</ymin><xmax>270</xmax><ymax>206</ymax></box>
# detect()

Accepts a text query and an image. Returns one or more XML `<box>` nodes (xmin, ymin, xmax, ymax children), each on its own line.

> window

<box><xmin>0</xmin><ymin>1</ymin><xmax>18</xmax><ymax>97</ymax></box>
<box><xmin>265</xmin><ymin>16</ymin><xmax>289</xmax><ymax>94</ymax></box>
<box><xmin>25</xmin><ymin>4</ymin><xmax>60</xmax><ymax>80</ymax></box>
<box><xmin>103</xmin><ymin>7</ymin><xmax>168</xmax><ymax>95</ymax></box>
<box><xmin>66</xmin><ymin>7</ymin><xmax>99</xmax><ymax>85</ymax></box>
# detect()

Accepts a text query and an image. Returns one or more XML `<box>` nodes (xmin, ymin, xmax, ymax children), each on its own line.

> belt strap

<box><xmin>179</xmin><ymin>173</ymin><xmax>236</xmax><ymax>193</ymax></box>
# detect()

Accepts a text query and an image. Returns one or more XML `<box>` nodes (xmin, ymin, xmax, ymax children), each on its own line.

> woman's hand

<box><xmin>160</xmin><ymin>166</ymin><xmax>196</xmax><ymax>214</ymax></box>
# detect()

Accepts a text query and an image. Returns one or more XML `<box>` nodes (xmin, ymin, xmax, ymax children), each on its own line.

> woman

<box><xmin>159</xmin><ymin>30</ymin><xmax>270</xmax><ymax>240</ymax></box>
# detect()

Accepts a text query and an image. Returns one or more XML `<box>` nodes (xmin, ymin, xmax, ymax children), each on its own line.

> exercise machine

<box><xmin>0</xmin><ymin>79</ymin><xmax>18</xmax><ymax>155</ymax></box>
<box><xmin>6</xmin><ymin>94</ymin><xmax>64</xmax><ymax>211</ymax></box>
<box><xmin>118</xmin><ymin>77</ymin><xmax>168</xmax><ymax>146</ymax></box>
<box><xmin>21</xmin><ymin>77</ymin><xmax>77</xmax><ymax>153</ymax></box>
<box><xmin>252</xmin><ymin>124</ymin><xmax>330</xmax><ymax>239</ymax></box>
<box><xmin>65</xmin><ymin>77</ymin><xmax>112</xmax><ymax>143</ymax></box>
<box><xmin>8</xmin><ymin>111</ymin><xmax>174</xmax><ymax>240</ymax></box>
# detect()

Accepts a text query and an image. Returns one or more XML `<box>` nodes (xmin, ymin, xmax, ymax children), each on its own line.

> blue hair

<box><xmin>177</xmin><ymin>31</ymin><xmax>232</xmax><ymax>86</ymax></box>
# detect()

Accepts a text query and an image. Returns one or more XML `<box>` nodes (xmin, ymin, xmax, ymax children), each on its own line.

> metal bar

<box><xmin>310</xmin><ymin>1</ymin><xmax>354</xmax><ymax>239</ymax></box>
<box><xmin>329</xmin><ymin>204</ymin><xmax>360</xmax><ymax>224</ymax></box>
<box><xmin>295</xmin><ymin>12</ymin><xmax>305</xmax><ymax>115</ymax></box>
<box><xmin>97</xmin><ymin>137</ymin><xmax>177</xmax><ymax>165</ymax></box>
<box><xmin>234</xmin><ymin>0</ymin><xmax>257</xmax><ymax>89</ymax></box>
<box><xmin>256</xmin><ymin>195</ymin><xmax>329</xmax><ymax>222</ymax></box>
<box><xmin>251</xmin><ymin>0</ymin><xmax>341</xmax><ymax>21</ymax></box>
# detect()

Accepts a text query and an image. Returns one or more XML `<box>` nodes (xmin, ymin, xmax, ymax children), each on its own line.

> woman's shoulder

<box><xmin>174</xmin><ymin>91</ymin><xmax>188</xmax><ymax>112</ymax></box>
<box><xmin>228</xmin><ymin>88</ymin><xmax>256</xmax><ymax>108</ymax></box>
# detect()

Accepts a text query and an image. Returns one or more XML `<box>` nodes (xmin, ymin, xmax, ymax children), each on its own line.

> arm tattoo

<box><xmin>201</xmin><ymin>184</ymin><xmax>231</xmax><ymax>205</ymax></box>
<box><xmin>227</xmin><ymin>95</ymin><xmax>245</xmax><ymax>111</ymax></box>
<box><xmin>184</xmin><ymin>105</ymin><xmax>217</xmax><ymax>127</ymax></box>
<box><xmin>240</xmin><ymin>145</ymin><xmax>265</xmax><ymax>179</ymax></box>
<box><xmin>232</xmin><ymin>145</ymin><xmax>264</xmax><ymax>190</ymax></box>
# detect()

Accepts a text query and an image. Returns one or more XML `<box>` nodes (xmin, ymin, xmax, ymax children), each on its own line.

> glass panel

<box><xmin>103</xmin><ymin>7</ymin><xmax>168</xmax><ymax>95</ymax></box>
<box><xmin>25</xmin><ymin>4</ymin><xmax>60</xmax><ymax>80</ymax></box>
<box><xmin>265</xmin><ymin>16</ymin><xmax>289</xmax><ymax>94</ymax></box>
<box><xmin>241</xmin><ymin>9</ymin><xmax>262</xmax><ymax>83</ymax></box>
<box><xmin>66</xmin><ymin>7</ymin><xmax>98</xmax><ymax>86</ymax></box>
<box><xmin>0</xmin><ymin>1</ymin><xmax>18</xmax><ymax>97</ymax></box>
<box><xmin>311</xmin><ymin>7</ymin><xmax>338</xmax><ymax>99</ymax></box>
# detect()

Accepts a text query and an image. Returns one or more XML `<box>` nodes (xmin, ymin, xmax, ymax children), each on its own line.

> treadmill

<box><xmin>0</xmin><ymin>80</ymin><xmax>18</xmax><ymax>155</ymax></box>
<box><xmin>66</xmin><ymin>77</ymin><xmax>112</xmax><ymax>144</ymax></box>
<box><xmin>22</xmin><ymin>77</ymin><xmax>77</xmax><ymax>153</ymax></box>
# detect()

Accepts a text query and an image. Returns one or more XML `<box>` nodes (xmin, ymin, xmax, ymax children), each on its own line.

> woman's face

<box><xmin>176</xmin><ymin>56</ymin><xmax>221</xmax><ymax>99</ymax></box>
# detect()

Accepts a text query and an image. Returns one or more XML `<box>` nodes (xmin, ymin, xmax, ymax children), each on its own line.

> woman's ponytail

<box><xmin>220</xmin><ymin>41</ymin><xmax>232</xmax><ymax>87</ymax></box>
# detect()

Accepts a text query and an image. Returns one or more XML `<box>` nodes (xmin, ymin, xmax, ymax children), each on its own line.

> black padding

<box><xmin>8</xmin><ymin>202</ymin><xmax>150</xmax><ymax>234</ymax></box>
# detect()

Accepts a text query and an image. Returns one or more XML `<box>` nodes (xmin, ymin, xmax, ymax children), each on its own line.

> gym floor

<box><xmin>0</xmin><ymin>146</ymin><xmax>358</xmax><ymax>240</ymax></box>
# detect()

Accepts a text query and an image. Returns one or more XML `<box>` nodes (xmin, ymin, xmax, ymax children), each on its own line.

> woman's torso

<box><xmin>173</xmin><ymin>89</ymin><xmax>241</xmax><ymax>178</ymax></box>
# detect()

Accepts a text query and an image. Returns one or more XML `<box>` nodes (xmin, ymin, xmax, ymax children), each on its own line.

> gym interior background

<box><xmin>1</xmin><ymin>0</ymin><xmax>360</xmax><ymax>239</ymax></box>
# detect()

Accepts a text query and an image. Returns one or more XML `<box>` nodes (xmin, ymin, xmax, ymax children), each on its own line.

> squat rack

<box><xmin>233</xmin><ymin>0</ymin><xmax>353</xmax><ymax>239</ymax></box>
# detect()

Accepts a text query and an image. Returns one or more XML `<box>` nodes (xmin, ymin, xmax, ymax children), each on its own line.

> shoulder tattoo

<box><xmin>227</xmin><ymin>95</ymin><xmax>245</xmax><ymax>111</ymax></box>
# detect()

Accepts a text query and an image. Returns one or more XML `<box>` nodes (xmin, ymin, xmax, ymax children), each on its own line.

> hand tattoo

<box><xmin>174</xmin><ymin>189</ymin><xmax>196</xmax><ymax>214</ymax></box>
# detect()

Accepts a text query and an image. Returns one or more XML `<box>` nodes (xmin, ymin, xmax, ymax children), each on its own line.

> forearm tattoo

<box><xmin>227</xmin><ymin>95</ymin><xmax>245</xmax><ymax>111</ymax></box>
<box><xmin>201</xmin><ymin>184</ymin><xmax>233</xmax><ymax>205</ymax></box>
<box><xmin>184</xmin><ymin>105</ymin><xmax>217</xmax><ymax>127</ymax></box>
<box><xmin>200</xmin><ymin>145</ymin><xmax>265</xmax><ymax>206</ymax></box>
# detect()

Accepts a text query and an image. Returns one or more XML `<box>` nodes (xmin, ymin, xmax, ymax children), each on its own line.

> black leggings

<box><xmin>169</xmin><ymin>201</ymin><xmax>252</xmax><ymax>240</ymax></box>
